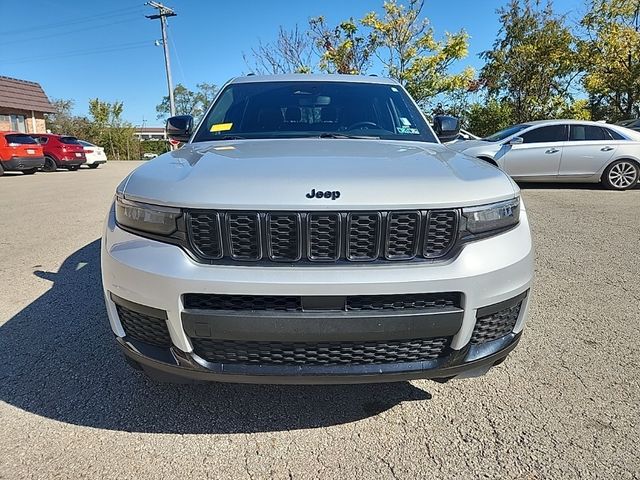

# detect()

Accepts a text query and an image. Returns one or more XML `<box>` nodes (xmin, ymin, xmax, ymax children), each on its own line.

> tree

<box><xmin>479</xmin><ymin>0</ymin><xmax>579</xmax><ymax>123</ymax></box>
<box><xmin>156</xmin><ymin>83</ymin><xmax>218</xmax><ymax>120</ymax></box>
<box><xmin>309</xmin><ymin>16</ymin><xmax>378</xmax><ymax>74</ymax></box>
<box><xmin>89</xmin><ymin>99</ymin><xmax>138</xmax><ymax>161</ymax></box>
<box><xmin>466</xmin><ymin>99</ymin><xmax>514</xmax><ymax>137</ymax></box>
<box><xmin>45</xmin><ymin>98</ymin><xmax>91</xmax><ymax>138</ymax></box>
<box><xmin>362</xmin><ymin>0</ymin><xmax>473</xmax><ymax>105</ymax></box>
<box><xmin>579</xmin><ymin>0</ymin><xmax>640</xmax><ymax>120</ymax></box>
<box><xmin>243</xmin><ymin>25</ymin><xmax>313</xmax><ymax>74</ymax></box>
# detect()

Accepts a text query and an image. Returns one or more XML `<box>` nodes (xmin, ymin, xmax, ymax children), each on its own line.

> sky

<box><xmin>1</xmin><ymin>0</ymin><xmax>584</xmax><ymax>126</ymax></box>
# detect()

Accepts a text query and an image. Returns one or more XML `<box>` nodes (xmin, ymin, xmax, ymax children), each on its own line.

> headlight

<box><xmin>115</xmin><ymin>196</ymin><xmax>181</xmax><ymax>235</ymax></box>
<box><xmin>462</xmin><ymin>197</ymin><xmax>520</xmax><ymax>234</ymax></box>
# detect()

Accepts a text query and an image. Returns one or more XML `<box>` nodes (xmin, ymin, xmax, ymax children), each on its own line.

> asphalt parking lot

<box><xmin>0</xmin><ymin>161</ymin><xmax>638</xmax><ymax>479</ymax></box>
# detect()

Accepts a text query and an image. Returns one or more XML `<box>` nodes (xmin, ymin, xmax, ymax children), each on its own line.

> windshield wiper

<box><xmin>212</xmin><ymin>135</ymin><xmax>247</xmax><ymax>141</ymax></box>
<box><xmin>318</xmin><ymin>132</ymin><xmax>380</xmax><ymax>139</ymax></box>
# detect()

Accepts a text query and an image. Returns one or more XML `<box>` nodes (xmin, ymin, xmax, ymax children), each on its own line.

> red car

<box><xmin>31</xmin><ymin>133</ymin><xmax>87</xmax><ymax>171</ymax></box>
<box><xmin>0</xmin><ymin>131</ymin><xmax>45</xmax><ymax>175</ymax></box>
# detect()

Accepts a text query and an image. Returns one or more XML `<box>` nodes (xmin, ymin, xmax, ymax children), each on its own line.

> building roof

<box><xmin>134</xmin><ymin>127</ymin><xmax>165</xmax><ymax>133</ymax></box>
<box><xmin>0</xmin><ymin>76</ymin><xmax>55</xmax><ymax>113</ymax></box>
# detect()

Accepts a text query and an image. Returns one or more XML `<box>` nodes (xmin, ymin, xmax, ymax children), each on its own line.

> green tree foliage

<box><xmin>480</xmin><ymin>0</ymin><xmax>579</xmax><ymax>123</ymax></box>
<box><xmin>580</xmin><ymin>0</ymin><xmax>640</xmax><ymax>120</ymax></box>
<box><xmin>45</xmin><ymin>99</ymin><xmax>92</xmax><ymax>138</ymax></box>
<box><xmin>88</xmin><ymin>99</ymin><xmax>139</xmax><ymax>161</ymax></box>
<box><xmin>156</xmin><ymin>83</ymin><xmax>218</xmax><ymax>120</ymax></box>
<box><xmin>466</xmin><ymin>99</ymin><xmax>514</xmax><ymax>138</ymax></box>
<box><xmin>362</xmin><ymin>0</ymin><xmax>473</xmax><ymax>105</ymax></box>
<box><xmin>309</xmin><ymin>16</ymin><xmax>378</xmax><ymax>74</ymax></box>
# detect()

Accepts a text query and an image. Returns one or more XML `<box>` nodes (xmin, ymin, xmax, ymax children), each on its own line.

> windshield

<box><xmin>483</xmin><ymin>124</ymin><xmax>531</xmax><ymax>142</ymax></box>
<box><xmin>192</xmin><ymin>81</ymin><xmax>437</xmax><ymax>143</ymax></box>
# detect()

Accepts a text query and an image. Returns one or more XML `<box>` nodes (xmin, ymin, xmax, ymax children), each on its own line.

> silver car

<box><xmin>450</xmin><ymin>120</ymin><xmax>640</xmax><ymax>190</ymax></box>
<box><xmin>101</xmin><ymin>74</ymin><xmax>533</xmax><ymax>384</ymax></box>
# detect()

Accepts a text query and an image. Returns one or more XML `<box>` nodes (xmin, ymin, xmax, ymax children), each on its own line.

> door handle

<box><xmin>545</xmin><ymin>148</ymin><xmax>560</xmax><ymax>154</ymax></box>
<box><xmin>601</xmin><ymin>146</ymin><xmax>614</xmax><ymax>152</ymax></box>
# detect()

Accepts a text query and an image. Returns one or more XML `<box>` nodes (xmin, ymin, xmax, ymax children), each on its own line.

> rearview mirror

<box><xmin>509</xmin><ymin>136</ymin><xmax>524</xmax><ymax>145</ymax></box>
<box><xmin>433</xmin><ymin>115</ymin><xmax>460</xmax><ymax>143</ymax></box>
<box><xmin>166</xmin><ymin>115</ymin><xmax>194</xmax><ymax>143</ymax></box>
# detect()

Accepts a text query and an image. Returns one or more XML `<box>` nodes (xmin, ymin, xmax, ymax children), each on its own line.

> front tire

<box><xmin>602</xmin><ymin>160</ymin><xmax>639</xmax><ymax>190</ymax></box>
<box><xmin>43</xmin><ymin>156</ymin><xmax>57</xmax><ymax>172</ymax></box>
<box><xmin>68</xmin><ymin>165</ymin><xmax>80</xmax><ymax>171</ymax></box>
<box><xmin>22</xmin><ymin>168</ymin><xmax>37</xmax><ymax>175</ymax></box>
<box><xmin>88</xmin><ymin>163</ymin><xmax>99</xmax><ymax>169</ymax></box>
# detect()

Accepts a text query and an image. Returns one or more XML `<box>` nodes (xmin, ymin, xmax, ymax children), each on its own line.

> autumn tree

<box><xmin>362</xmin><ymin>0</ymin><xmax>473</xmax><ymax>105</ymax></box>
<box><xmin>244</xmin><ymin>25</ymin><xmax>313</xmax><ymax>74</ymax></box>
<box><xmin>89</xmin><ymin>99</ymin><xmax>138</xmax><ymax>160</ymax></box>
<box><xmin>480</xmin><ymin>0</ymin><xmax>579</xmax><ymax>123</ymax></box>
<box><xmin>579</xmin><ymin>0</ymin><xmax>640</xmax><ymax>120</ymax></box>
<box><xmin>156</xmin><ymin>83</ymin><xmax>218</xmax><ymax>120</ymax></box>
<box><xmin>309</xmin><ymin>16</ymin><xmax>378</xmax><ymax>74</ymax></box>
<box><xmin>45</xmin><ymin>98</ymin><xmax>91</xmax><ymax>138</ymax></box>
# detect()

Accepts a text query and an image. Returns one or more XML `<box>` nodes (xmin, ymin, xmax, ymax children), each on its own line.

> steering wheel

<box><xmin>346</xmin><ymin>121</ymin><xmax>380</xmax><ymax>131</ymax></box>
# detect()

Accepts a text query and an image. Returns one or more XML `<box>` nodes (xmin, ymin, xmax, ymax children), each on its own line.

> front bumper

<box><xmin>102</xmin><ymin>206</ymin><xmax>534</xmax><ymax>383</ymax></box>
<box><xmin>2</xmin><ymin>156</ymin><xmax>45</xmax><ymax>171</ymax></box>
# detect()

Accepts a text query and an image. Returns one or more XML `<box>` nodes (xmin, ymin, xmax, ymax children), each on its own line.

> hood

<box><xmin>121</xmin><ymin>139</ymin><xmax>518</xmax><ymax>210</ymax></box>
<box><xmin>445</xmin><ymin>139</ymin><xmax>492</xmax><ymax>153</ymax></box>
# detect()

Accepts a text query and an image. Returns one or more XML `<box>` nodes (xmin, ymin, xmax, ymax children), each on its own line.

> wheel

<box><xmin>22</xmin><ymin>168</ymin><xmax>37</xmax><ymax>175</ymax></box>
<box><xmin>88</xmin><ymin>163</ymin><xmax>99</xmax><ymax>169</ymax></box>
<box><xmin>67</xmin><ymin>165</ymin><xmax>80</xmax><ymax>171</ymax></box>
<box><xmin>0</xmin><ymin>162</ymin><xmax>4</xmax><ymax>177</ymax></box>
<box><xmin>602</xmin><ymin>160</ymin><xmax>639</xmax><ymax>190</ymax></box>
<box><xmin>43</xmin><ymin>156</ymin><xmax>57</xmax><ymax>172</ymax></box>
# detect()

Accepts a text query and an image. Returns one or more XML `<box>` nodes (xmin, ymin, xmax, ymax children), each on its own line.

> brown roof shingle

<box><xmin>0</xmin><ymin>76</ymin><xmax>55</xmax><ymax>113</ymax></box>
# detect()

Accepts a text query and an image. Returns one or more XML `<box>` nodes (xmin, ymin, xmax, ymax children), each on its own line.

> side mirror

<box><xmin>166</xmin><ymin>115</ymin><xmax>194</xmax><ymax>143</ymax></box>
<box><xmin>433</xmin><ymin>115</ymin><xmax>460</xmax><ymax>143</ymax></box>
<box><xmin>508</xmin><ymin>136</ymin><xmax>524</xmax><ymax>145</ymax></box>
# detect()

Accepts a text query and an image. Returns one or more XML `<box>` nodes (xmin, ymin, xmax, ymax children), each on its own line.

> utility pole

<box><xmin>146</xmin><ymin>2</ymin><xmax>176</xmax><ymax>117</ymax></box>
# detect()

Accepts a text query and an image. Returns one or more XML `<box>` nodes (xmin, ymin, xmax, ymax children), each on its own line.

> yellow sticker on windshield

<box><xmin>210</xmin><ymin>122</ymin><xmax>233</xmax><ymax>132</ymax></box>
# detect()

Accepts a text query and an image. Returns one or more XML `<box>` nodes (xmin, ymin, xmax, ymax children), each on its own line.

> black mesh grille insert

<box><xmin>347</xmin><ymin>213</ymin><xmax>381</xmax><ymax>260</ymax></box>
<box><xmin>191</xmin><ymin>337</ymin><xmax>450</xmax><ymax>365</ymax></box>
<box><xmin>346</xmin><ymin>292</ymin><xmax>460</xmax><ymax>311</ymax></box>
<box><xmin>227</xmin><ymin>213</ymin><xmax>261</xmax><ymax>260</ymax></box>
<box><xmin>188</xmin><ymin>212</ymin><xmax>222</xmax><ymax>259</ymax></box>
<box><xmin>386</xmin><ymin>212</ymin><xmax>420</xmax><ymax>259</ymax></box>
<box><xmin>424</xmin><ymin>210</ymin><xmax>458</xmax><ymax>258</ymax></box>
<box><xmin>470</xmin><ymin>301</ymin><xmax>523</xmax><ymax>345</ymax></box>
<box><xmin>308</xmin><ymin>213</ymin><xmax>340</xmax><ymax>261</ymax></box>
<box><xmin>267</xmin><ymin>214</ymin><xmax>301</xmax><ymax>261</ymax></box>
<box><xmin>184</xmin><ymin>294</ymin><xmax>302</xmax><ymax>312</ymax></box>
<box><xmin>116</xmin><ymin>305</ymin><xmax>171</xmax><ymax>347</ymax></box>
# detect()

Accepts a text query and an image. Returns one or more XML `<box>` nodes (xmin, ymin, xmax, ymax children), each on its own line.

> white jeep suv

<box><xmin>101</xmin><ymin>74</ymin><xmax>533</xmax><ymax>384</ymax></box>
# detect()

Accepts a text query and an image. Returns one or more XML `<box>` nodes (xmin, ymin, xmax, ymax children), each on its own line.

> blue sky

<box><xmin>1</xmin><ymin>0</ymin><xmax>583</xmax><ymax>125</ymax></box>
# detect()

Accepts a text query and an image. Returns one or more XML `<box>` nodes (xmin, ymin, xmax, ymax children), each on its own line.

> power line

<box><xmin>146</xmin><ymin>2</ymin><xmax>177</xmax><ymax>117</ymax></box>
<box><xmin>0</xmin><ymin>6</ymin><xmax>145</xmax><ymax>36</ymax></box>
<box><xmin>3</xmin><ymin>41</ymin><xmax>152</xmax><ymax>65</ymax></box>
<box><xmin>3</xmin><ymin>17</ymin><xmax>142</xmax><ymax>46</ymax></box>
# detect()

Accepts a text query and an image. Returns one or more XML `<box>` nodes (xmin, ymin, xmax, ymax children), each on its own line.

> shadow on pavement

<box><xmin>0</xmin><ymin>240</ymin><xmax>431</xmax><ymax>434</ymax></box>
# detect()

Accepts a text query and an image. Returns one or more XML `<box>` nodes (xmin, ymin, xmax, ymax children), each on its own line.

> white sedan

<box><xmin>78</xmin><ymin>140</ymin><xmax>107</xmax><ymax>169</ymax></box>
<box><xmin>449</xmin><ymin>120</ymin><xmax>640</xmax><ymax>190</ymax></box>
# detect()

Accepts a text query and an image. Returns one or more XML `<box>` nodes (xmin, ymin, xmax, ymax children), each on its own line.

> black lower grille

<box><xmin>116</xmin><ymin>304</ymin><xmax>171</xmax><ymax>347</ymax></box>
<box><xmin>184</xmin><ymin>293</ymin><xmax>302</xmax><ymax>312</ymax></box>
<box><xmin>183</xmin><ymin>292</ymin><xmax>461</xmax><ymax>312</ymax></box>
<box><xmin>346</xmin><ymin>293</ymin><xmax>460</xmax><ymax>311</ymax></box>
<box><xmin>191</xmin><ymin>337</ymin><xmax>450</xmax><ymax>365</ymax></box>
<box><xmin>186</xmin><ymin>209</ymin><xmax>459</xmax><ymax>264</ymax></box>
<box><xmin>470</xmin><ymin>301</ymin><xmax>522</xmax><ymax>345</ymax></box>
